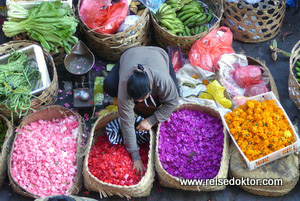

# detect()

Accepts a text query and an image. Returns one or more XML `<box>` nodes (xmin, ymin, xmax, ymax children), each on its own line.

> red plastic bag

<box><xmin>81</xmin><ymin>1</ymin><xmax>128</xmax><ymax>34</ymax></box>
<box><xmin>168</xmin><ymin>47</ymin><xmax>185</xmax><ymax>72</ymax></box>
<box><xmin>244</xmin><ymin>83</ymin><xmax>269</xmax><ymax>97</ymax></box>
<box><xmin>233</xmin><ymin>65</ymin><xmax>263</xmax><ymax>88</ymax></box>
<box><xmin>188</xmin><ymin>27</ymin><xmax>235</xmax><ymax>72</ymax></box>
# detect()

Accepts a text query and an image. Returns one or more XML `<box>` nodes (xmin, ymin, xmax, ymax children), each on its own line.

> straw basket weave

<box><xmin>289</xmin><ymin>40</ymin><xmax>300</xmax><ymax>109</ymax></box>
<box><xmin>0</xmin><ymin>114</ymin><xmax>13</xmax><ymax>189</ymax></box>
<box><xmin>0</xmin><ymin>41</ymin><xmax>58</xmax><ymax>121</ymax></box>
<box><xmin>77</xmin><ymin>2</ymin><xmax>151</xmax><ymax>62</ymax></box>
<box><xmin>230</xmin><ymin>144</ymin><xmax>299</xmax><ymax>196</ymax></box>
<box><xmin>83</xmin><ymin>111</ymin><xmax>155</xmax><ymax>199</ymax></box>
<box><xmin>7</xmin><ymin>105</ymin><xmax>86</xmax><ymax>199</ymax></box>
<box><xmin>151</xmin><ymin>0</ymin><xmax>223</xmax><ymax>56</ymax></box>
<box><xmin>222</xmin><ymin>0</ymin><xmax>286</xmax><ymax>43</ymax></box>
<box><xmin>155</xmin><ymin>103</ymin><xmax>229</xmax><ymax>191</ymax></box>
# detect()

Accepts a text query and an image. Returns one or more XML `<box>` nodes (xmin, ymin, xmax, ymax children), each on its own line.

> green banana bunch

<box><xmin>295</xmin><ymin>65</ymin><xmax>300</xmax><ymax>83</ymax></box>
<box><xmin>166</xmin><ymin>0</ymin><xmax>183</xmax><ymax>11</ymax></box>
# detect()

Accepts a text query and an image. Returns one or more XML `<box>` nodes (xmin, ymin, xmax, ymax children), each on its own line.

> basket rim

<box><xmin>83</xmin><ymin>111</ymin><xmax>154</xmax><ymax>189</ymax></box>
<box><xmin>76</xmin><ymin>0</ymin><xmax>149</xmax><ymax>39</ymax></box>
<box><xmin>155</xmin><ymin>102</ymin><xmax>229</xmax><ymax>184</ymax></box>
<box><xmin>289</xmin><ymin>40</ymin><xmax>300</xmax><ymax>87</ymax></box>
<box><xmin>150</xmin><ymin>0</ymin><xmax>224</xmax><ymax>40</ymax></box>
<box><xmin>7</xmin><ymin>105</ymin><xmax>85</xmax><ymax>198</ymax></box>
<box><xmin>224</xmin><ymin>0</ymin><xmax>286</xmax><ymax>10</ymax></box>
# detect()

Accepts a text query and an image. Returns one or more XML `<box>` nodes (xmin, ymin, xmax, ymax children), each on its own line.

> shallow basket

<box><xmin>288</xmin><ymin>40</ymin><xmax>300</xmax><ymax>109</ymax></box>
<box><xmin>77</xmin><ymin>2</ymin><xmax>151</xmax><ymax>62</ymax></box>
<box><xmin>7</xmin><ymin>105</ymin><xmax>86</xmax><ymax>199</ymax></box>
<box><xmin>151</xmin><ymin>0</ymin><xmax>223</xmax><ymax>56</ymax></box>
<box><xmin>155</xmin><ymin>103</ymin><xmax>229</xmax><ymax>191</ymax></box>
<box><xmin>0</xmin><ymin>41</ymin><xmax>58</xmax><ymax>121</ymax></box>
<box><xmin>83</xmin><ymin>112</ymin><xmax>155</xmax><ymax>199</ymax></box>
<box><xmin>230</xmin><ymin>144</ymin><xmax>299</xmax><ymax>196</ymax></box>
<box><xmin>222</xmin><ymin>0</ymin><xmax>286</xmax><ymax>43</ymax></box>
<box><xmin>0</xmin><ymin>114</ymin><xmax>14</xmax><ymax>189</ymax></box>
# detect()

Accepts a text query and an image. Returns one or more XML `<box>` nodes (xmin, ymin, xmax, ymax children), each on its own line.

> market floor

<box><xmin>0</xmin><ymin>6</ymin><xmax>300</xmax><ymax>201</ymax></box>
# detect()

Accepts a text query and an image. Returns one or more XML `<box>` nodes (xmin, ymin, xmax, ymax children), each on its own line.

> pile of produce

<box><xmin>154</xmin><ymin>0</ymin><xmax>213</xmax><ymax>36</ymax></box>
<box><xmin>0</xmin><ymin>51</ymin><xmax>40</xmax><ymax>118</ymax></box>
<box><xmin>3</xmin><ymin>2</ymin><xmax>78</xmax><ymax>53</ymax></box>
<box><xmin>11</xmin><ymin>116</ymin><xmax>79</xmax><ymax>197</ymax></box>
<box><xmin>294</xmin><ymin>61</ymin><xmax>300</xmax><ymax>83</ymax></box>
<box><xmin>0</xmin><ymin>119</ymin><xmax>7</xmax><ymax>150</ymax></box>
<box><xmin>159</xmin><ymin>108</ymin><xmax>224</xmax><ymax>180</ymax></box>
<box><xmin>88</xmin><ymin>135</ymin><xmax>149</xmax><ymax>186</ymax></box>
<box><xmin>225</xmin><ymin>100</ymin><xmax>295</xmax><ymax>161</ymax></box>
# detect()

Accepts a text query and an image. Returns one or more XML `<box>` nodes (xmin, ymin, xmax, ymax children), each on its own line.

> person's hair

<box><xmin>127</xmin><ymin>64</ymin><xmax>151</xmax><ymax>100</ymax></box>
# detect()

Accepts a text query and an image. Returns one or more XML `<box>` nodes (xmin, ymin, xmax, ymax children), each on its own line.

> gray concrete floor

<box><xmin>0</xmin><ymin>6</ymin><xmax>300</xmax><ymax>201</ymax></box>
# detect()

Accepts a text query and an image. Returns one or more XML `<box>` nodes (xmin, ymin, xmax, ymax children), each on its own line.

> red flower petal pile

<box><xmin>88</xmin><ymin>135</ymin><xmax>149</xmax><ymax>186</ymax></box>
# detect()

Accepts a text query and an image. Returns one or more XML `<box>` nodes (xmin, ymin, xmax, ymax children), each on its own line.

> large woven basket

<box><xmin>0</xmin><ymin>114</ymin><xmax>14</xmax><ymax>189</ymax></box>
<box><xmin>222</xmin><ymin>0</ymin><xmax>286</xmax><ymax>43</ymax></box>
<box><xmin>77</xmin><ymin>2</ymin><xmax>151</xmax><ymax>62</ymax></box>
<box><xmin>155</xmin><ymin>103</ymin><xmax>229</xmax><ymax>191</ymax></box>
<box><xmin>83</xmin><ymin>111</ymin><xmax>155</xmax><ymax>199</ymax></box>
<box><xmin>7</xmin><ymin>105</ymin><xmax>86</xmax><ymax>199</ymax></box>
<box><xmin>230</xmin><ymin>144</ymin><xmax>299</xmax><ymax>196</ymax></box>
<box><xmin>0</xmin><ymin>41</ymin><xmax>58</xmax><ymax>121</ymax></box>
<box><xmin>289</xmin><ymin>40</ymin><xmax>300</xmax><ymax>109</ymax></box>
<box><xmin>151</xmin><ymin>0</ymin><xmax>223</xmax><ymax>56</ymax></box>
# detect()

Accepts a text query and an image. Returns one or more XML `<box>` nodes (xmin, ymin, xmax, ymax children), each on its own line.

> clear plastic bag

<box><xmin>117</xmin><ymin>15</ymin><xmax>140</xmax><ymax>32</ymax></box>
<box><xmin>139</xmin><ymin>0</ymin><xmax>164</xmax><ymax>13</ymax></box>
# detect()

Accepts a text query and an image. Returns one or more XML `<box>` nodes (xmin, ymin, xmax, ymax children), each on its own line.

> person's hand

<box><xmin>133</xmin><ymin>159</ymin><xmax>146</xmax><ymax>176</ymax></box>
<box><xmin>136</xmin><ymin>119</ymin><xmax>152</xmax><ymax>132</ymax></box>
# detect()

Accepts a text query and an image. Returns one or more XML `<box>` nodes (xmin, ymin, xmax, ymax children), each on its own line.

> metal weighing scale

<box><xmin>64</xmin><ymin>41</ymin><xmax>95</xmax><ymax>108</ymax></box>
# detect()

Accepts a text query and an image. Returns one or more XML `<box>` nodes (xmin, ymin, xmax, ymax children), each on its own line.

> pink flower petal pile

<box><xmin>11</xmin><ymin>116</ymin><xmax>79</xmax><ymax>197</ymax></box>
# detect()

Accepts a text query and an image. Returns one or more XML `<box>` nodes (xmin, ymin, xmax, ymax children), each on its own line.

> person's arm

<box><xmin>146</xmin><ymin>77</ymin><xmax>179</xmax><ymax>126</ymax></box>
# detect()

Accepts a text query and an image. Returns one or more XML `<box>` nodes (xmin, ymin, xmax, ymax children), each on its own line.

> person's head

<box><xmin>127</xmin><ymin>64</ymin><xmax>151</xmax><ymax>102</ymax></box>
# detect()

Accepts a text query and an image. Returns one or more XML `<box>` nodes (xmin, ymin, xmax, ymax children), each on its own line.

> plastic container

<box><xmin>220</xmin><ymin>91</ymin><xmax>300</xmax><ymax>171</ymax></box>
<box><xmin>6</xmin><ymin>0</ymin><xmax>72</xmax><ymax>9</ymax></box>
<box><xmin>0</xmin><ymin>44</ymin><xmax>51</xmax><ymax>95</ymax></box>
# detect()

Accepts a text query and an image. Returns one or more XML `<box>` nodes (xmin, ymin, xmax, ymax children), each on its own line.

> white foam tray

<box><xmin>0</xmin><ymin>44</ymin><xmax>51</xmax><ymax>95</ymax></box>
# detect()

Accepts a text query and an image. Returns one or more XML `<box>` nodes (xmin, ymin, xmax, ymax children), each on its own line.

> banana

<box><xmin>161</xmin><ymin>19</ymin><xmax>175</xmax><ymax>30</ymax></box>
<box><xmin>296</xmin><ymin>67</ymin><xmax>300</xmax><ymax>72</ymax></box>
<box><xmin>190</xmin><ymin>28</ymin><xmax>195</xmax><ymax>35</ymax></box>
<box><xmin>179</xmin><ymin>12</ymin><xmax>197</xmax><ymax>22</ymax></box>
<box><xmin>206</xmin><ymin>9</ymin><xmax>213</xmax><ymax>23</ymax></box>
<box><xmin>161</xmin><ymin>4</ymin><xmax>172</xmax><ymax>13</ymax></box>
<box><xmin>180</xmin><ymin>5</ymin><xmax>197</xmax><ymax>11</ymax></box>
<box><xmin>177</xmin><ymin>9</ymin><xmax>199</xmax><ymax>18</ymax></box>
<box><xmin>185</xmin><ymin>26</ymin><xmax>191</xmax><ymax>36</ymax></box>
<box><xmin>195</xmin><ymin>13</ymin><xmax>207</xmax><ymax>23</ymax></box>
<box><xmin>199</xmin><ymin>25</ymin><xmax>205</xmax><ymax>33</ymax></box>
<box><xmin>173</xmin><ymin>29</ymin><xmax>185</xmax><ymax>33</ymax></box>
<box><xmin>159</xmin><ymin>3</ymin><xmax>168</xmax><ymax>13</ymax></box>
<box><xmin>204</xmin><ymin>26</ymin><xmax>208</xmax><ymax>31</ymax></box>
<box><xmin>183</xmin><ymin>13</ymin><xmax>201</xmax><ymax>26</ymax></box>
<box><xmin>179</xmin><ymin>33</ymin><xmax>183</xmax><ymax>36</ymax></box>
<box><xmin>195</xmin><ymin>26</ymin><xmax>200</xmax><ymax>34</ymax></box>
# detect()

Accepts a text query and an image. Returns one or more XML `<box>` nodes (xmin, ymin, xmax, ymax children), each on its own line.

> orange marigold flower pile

<box><xmin>225</xmin><ymin>100</ymin><xmax>295</xmax><ymax>161</ymax></box>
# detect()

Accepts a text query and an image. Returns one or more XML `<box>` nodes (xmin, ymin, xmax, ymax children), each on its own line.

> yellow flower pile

<box><xmin>225</xmin><ymin>100</ymin><xmax>295</xmax><ymax>161</ymax></box>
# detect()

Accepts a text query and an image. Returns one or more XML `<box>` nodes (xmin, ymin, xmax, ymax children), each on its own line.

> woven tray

<box><xmin>77</xmin><ymin>2</ymin><xmax>151</xmax><ymax>62</ymax></box>
<box><xmin>0</xmin><ymin>114</ymin><xmax>13</xmax><ymax>189</ymax></box>
<box><xmin>230</xmin><ymin>144</ymin><xmax>299</xmax><ymax>196</ymax></box>
<box><xmin>151</xmin><ymin>0</ymin><xmax>223</xmax><ymax>56</ymax></box>
<box><xmin>155</xmin><ymin>103</ymin><xmax>229</xmax><ymax>191</ymax></box>
<box><xmin>0</xmin><ymin>40</ymin><xmax>58</xmax><ymax>121</ymax></box>
<box><xmin>83</xmin><ymin>111</ymin><xmax>155</xmax><ymax>199</ymax></box>
<box><xmin>222</xmin><ymin>0</ymin><xmax>286</xmax><ymax>43</ymax></box>
<box><xmin>289</xmin><ymin>40</ymin><xmax>300</xmax><ymax>109</ymax></box>
<box><xmin>7</xmin><ymin>105</ymin><xmax>86</xmax><ymax>199</ymax></box>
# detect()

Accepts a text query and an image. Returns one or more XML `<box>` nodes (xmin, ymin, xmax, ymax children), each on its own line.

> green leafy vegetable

<box><xmin>3</xmin><ymin>1</ymin><xmax>78</xmax><ymax>54</ymax></box>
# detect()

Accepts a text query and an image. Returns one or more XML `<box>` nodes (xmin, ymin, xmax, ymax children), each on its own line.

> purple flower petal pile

<box><xmin>159</xmin><ymin>108</ymin><xmax>224</xmax><ymax>180</ymax></box>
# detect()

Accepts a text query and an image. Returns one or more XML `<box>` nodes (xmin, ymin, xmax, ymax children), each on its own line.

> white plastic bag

<box><xmin>117</xmin><ymin>15</ymin><xmax>140</xmax><ymax>32</ymax></box>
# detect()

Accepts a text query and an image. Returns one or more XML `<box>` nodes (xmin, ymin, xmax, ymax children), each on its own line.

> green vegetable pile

<box><xmin>0</xmin><ymin>119</ymin><xmax>7</xmax><ymax>151</ymax></box>
<box><xmin>0</xmin><ymin>51</ymin><xmax>40</xmax><ymax>119</ymax></box>
<box><xmin>3</xmin><ymin>2</ymin><xmax>78</xmax><ymax>54</ymax></box>
<box><xmin>154</xmin><ymin>0</ymin><xmax>213</xmax><ymax>36</ymax></box>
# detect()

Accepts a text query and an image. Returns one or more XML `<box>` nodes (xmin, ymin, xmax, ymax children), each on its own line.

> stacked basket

<box><xmin>222</xmin><ymin>0</ymin><xmax>286</xmax><ymax>43</ymax></box>
<box><xmin>77</xmin><ymin>1</ymin><xmax>151</xmax><ymax>61</ymax></box>
<box><xmin>289</xmin><ymin>40</ymin><xmax>300</xmax><ymax>109</ymax></box>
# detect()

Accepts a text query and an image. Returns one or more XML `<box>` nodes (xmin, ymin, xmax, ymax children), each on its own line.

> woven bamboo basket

<box><xmin>151</xmin><ymin>0</ymin><xmax>223</xmax><ymax>56</ymax></box>
<box><xmin>83</xmin><ymin>111</ymin><xmax>155</xmax><ymax>199</ymax></box>
<box><xmin>0</xmin><ymin>41</ymin><xmax>58</xmax><ymax>121</ymax></box>
<box><xmin>0</xmin><ymin>114</ymin><xmax>14</xmax><ymax>189</ymax></box>
<box><xmin>230</xmin><ymin>144</ymin><xmax>299</xmax><ymax>196</ymax></box>
<box><xmin>222</xmin><ymin>0</ymin><xmax>286</xmax><ymax>43</ymax></box>
<box><xmin>77</xmin><ymin>2</ymin><xmax>151</xmax><ymax>62</ymax></box>
<box><xmin>288</xmin><ymin>40</ymin><xmax>300</xmax><ymax>109</ymax></box>
<box><xmin>7</xmin><ymin>105</ymin><xmax>86</xmax><ymax>199</ymax></box>
<box><xmin>155</xmin><ymin>103</ymin><xmax>229</xmax><ymax>191</ymax></box>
